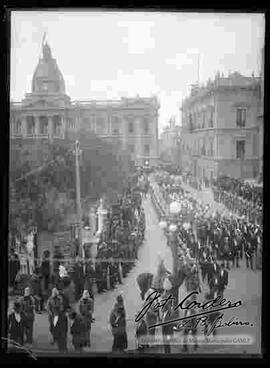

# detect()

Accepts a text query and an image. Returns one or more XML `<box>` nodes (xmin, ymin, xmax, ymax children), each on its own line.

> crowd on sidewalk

<box><xmin>212</xmin><ymin>176</ymin><xmax>262</xmax><ymax>225</ymax></box>
<box><xmin>8</xmin><ymin>174</ymin><xmax>147</xmax><ymax>353</ymax></box>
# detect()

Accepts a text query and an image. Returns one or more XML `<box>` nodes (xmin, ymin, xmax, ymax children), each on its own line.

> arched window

<box><xmin>209</xmin><ymin>139</ymin><xmax>214</xmax><ymax>156</ymax></box>
<box><xmin>53</xmin><ymin>116</ymin><xmax>61</xmax><ymax>136</ymax></box>
<box><xmin>15</xmin><ymin>119</ymin><xmax>22</xmax><ymax>135</ymax></box>
<box><xmin>26</xmin><ymin>116</ymin><xmax>35</xmax><ymax>136</ymax></box>
<box><xmin>112</xmin><ymin>116</ymin><xmax>120</xmax><ymax>135</ymax></box>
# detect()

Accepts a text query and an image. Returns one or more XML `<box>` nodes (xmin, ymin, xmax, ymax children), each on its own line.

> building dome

<box><xmin>31</xmin><ymin>41</ymin><xmax>66</xmax><ymax>94</ymax></box>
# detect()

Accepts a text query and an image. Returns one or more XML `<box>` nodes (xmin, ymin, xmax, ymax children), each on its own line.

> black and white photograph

<box><xmin>7</xmin><ymin>10</ymin><xmax>264</xmax><ymax>356</ymax></box>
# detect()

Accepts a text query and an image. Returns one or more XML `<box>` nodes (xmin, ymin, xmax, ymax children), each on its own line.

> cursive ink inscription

<box><xmin>135</xmin><ymin>289</ymin><xmax>247</xmax><ymax>336</ymax></box>
<box><xmin>175</xmin><ymin>313</ymin><xmax>253</xmax><ymax>336</ymax></box>
<box><xmin>135</xmin><ymin>289</ymin><xmax>242</xmax><ymax>325</ymax></box>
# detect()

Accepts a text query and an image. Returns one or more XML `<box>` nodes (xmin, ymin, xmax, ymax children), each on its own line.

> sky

<box><xmin>10</xmin><ymin>11</ymin><xmax>265</xmax><ymax>131</ymax></box>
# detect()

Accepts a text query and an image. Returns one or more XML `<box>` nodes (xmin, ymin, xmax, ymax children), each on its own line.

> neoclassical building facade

<box><xmin>180</xmin><ymin>72</ymin><xmax>262</xmax><ymax>181</ymax></box>
<box><xmin>10</xmin><ymin>40</ymin><xmax>160</xmax><ymax>166</ymax></box>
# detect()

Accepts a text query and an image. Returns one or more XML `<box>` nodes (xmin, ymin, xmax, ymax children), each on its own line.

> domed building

<box><xmin>10</xmin><ymin>37</ymin><xmax>159</xmax><ymax>166</ymax></box>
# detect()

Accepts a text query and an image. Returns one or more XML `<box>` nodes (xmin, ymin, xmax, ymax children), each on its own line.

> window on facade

<box><xmin>83</xmin><ymin>117</ymin><xmax>90</xmax><ymax>128</ymax></box>
<box><xmin>68</xmin><ymin>118</ymin><xmax>75</xmax><ymax>129</ymax></box>
<box><xmin>15</xmin><ymin>119</ymin><xmax>22</xmax><ymax>135</ymax></box>
<box><xmin>40</xmin><ymin>116</ymin><xmax>48</xmax><ymax>135</ymax></box>
<box><xmin>42</xmin><ymin>81</ymin><xmax>49</xmax><ymax>91</ymax></box>
<box><xmin>26</xmin><ymin>116</ymin><xmax>35</xmax><ymax>136</ymax></box>
<box><xmin>209</xmin><ymin>110</ymin><xmax>214</xmax><ymax>128</ymax></box>
<box><xmin>143</xmin><ymin>118</ymin><xmax>149</xmax><ymax>134</ymax></box>
<box><xmin>236</xmin><ymin>140</ymin><xmax>246</xmax><ymax>159</ymax></box>
<box><xmin>202</xmin><ymin>110</ymin><xmax>206</xmax><ymax>128</ymax></box>
<box><xmin>193</xmin><ymin>113</ymin><xmax>197</xmax><ymax>128</ymax></box>
<box><xmin>209</xmin><ymin>140</ymin><xmax>214</xmax><ymax>156</ymax></box>
<box><xmin>128</xmin><ymin>120</ymin><xmax>134</xmax><ymax>134</ymax></box>
<box><xmin>53</xmin><ymin>116</ymin><xmax>61</xmax><ymax>136</ymax></box>
<box><xmin>96</xmin><ymin>116</ymin><xmax>106</xmax><ymax>134</ymax></box>
<box><xmin>128</xmin><ymin>144</ymin><xmax>135</xmax><ymax>153</ymax></box>
<box><xmin>236</xmin><ymin>108</ymin><xmax>246</xmax><ymax>128</ymax></box>
<box><xmin>112</xmin><ymin>116</ymin><xmax>120</xmax><ymax>135</ymax></box>
<box><xmin>144</xmin><ymin>144</ymin><xmax>150</xmax><ymax>156</ymax></box>
<box><xmin>189</xmin><ymin>113</ymin><xmax>193</xmax><ymax>131</ymax></box>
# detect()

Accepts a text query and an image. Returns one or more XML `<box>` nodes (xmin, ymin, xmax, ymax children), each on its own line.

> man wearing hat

<box><xmin>8</xmin><ymin>300</ymin><xmax>25</xmax><ymax>346</ymax></box>
<box><xmin>20</xmin><ymin>287</ymin><xmax>35</xmax><ymax>344</ymax></box>
<box><xmin>110</xmin><ymin>293</ymin><xmax>128</xmax><ymax>352</ymax></box>
<box><xmin>79</xmin><ymin>290</ymin><xmax>94</xmax><ymax>347</ymax></box>
<box><xmin>217</xmin><ymin>263</ymin><xmax>229</xmax><ymax>299</ymax></box>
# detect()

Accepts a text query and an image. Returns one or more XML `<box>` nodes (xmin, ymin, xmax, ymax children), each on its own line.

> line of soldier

<box><xmin>213</xmin><ymin>186</ymin><xmax>262</xmax><ymax>225</ymax></box>
<box><xmin>157</xmin><ymin>173</ymin><xmax>262</xmax><ymax>272</ymax></box>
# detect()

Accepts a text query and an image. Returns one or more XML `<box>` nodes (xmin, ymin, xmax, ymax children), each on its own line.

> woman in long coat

<box><xmin>8</xmin><ymin>301</ymin><xmax>24</xmax><ymax>346</ymax></box>
<box><xmin>46</xmin><ymin>288</ymin><xmax>64</xmax><ymax>344</ymax></box>
<box><xmin>20</xmin><ymin>287</ymin><xmax>35</xmax><ymax>344</ymax></box>
<box><xmin>79</xmin><ymin>290</ymin><xmax>94</xmax><ymax>347</ymax></box>
<box><xmin>110</xmin><ymin>294</ymin><xmax>128</xmax><ymax>352</ymax></box>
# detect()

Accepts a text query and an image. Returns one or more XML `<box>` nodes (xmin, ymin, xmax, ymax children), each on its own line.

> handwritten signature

<box><xmin>135</xmin><ymin>289</ymin><xmax>252</xmax><ymax>335</ymax></box>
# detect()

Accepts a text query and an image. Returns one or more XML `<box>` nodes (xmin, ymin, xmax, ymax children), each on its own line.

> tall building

<box><xmin>181</xmin><ymin>71</ymin><xmax>261</xmax><ymax>182</ymax></box>
<box><xmin>257</xmin><ymin>47</ymin><xmax>264</xmax><ymax>180</ymax></box>
<box><xmin>159</xmin><ymin>117</ymin><xmax>182</xmax><ymax>165</ymax></box>
<box><xmin>10</xmin><ymin>39</ymin><xmax>160</xmax><ymax>166</ymax></box>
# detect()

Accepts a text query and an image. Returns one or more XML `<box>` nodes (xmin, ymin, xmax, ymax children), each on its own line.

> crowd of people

<box><xmin>154</xmin><ymin>170</ymin><xmax>262</xmax><ymax>273</ymax></box>
<box><xmin>8</xmin><ymin>175</ymin><xmax>147</xmax><ymax>352</ymax></box>
<box><xmin>212</xmin><ymin>176</ymin><xmax>263</xmax><ymax>225</ymax></box>
<box><xmin>137</xmin><ymin>169</ymin><xmax>262</xmax><ymax>352</ymax></box>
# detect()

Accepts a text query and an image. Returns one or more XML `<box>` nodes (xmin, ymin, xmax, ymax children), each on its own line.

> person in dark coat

<box><xmin>46</xmin><ymin>287</ymin><xmax>64</xmax><ymax>344</ymax></box>
<box><xmin>30</xmin><ymin>269</ymin><xmax>43</xmax><ymax>313</ymax></box>
<box><xmin>41</xmin><ymin>254</ymin><xmax>51</xmax><ymax>294</ymax></box>
<box><xmin>8</xmin><ymin>301</ymin><xmax>24</xmax><ymax>346</ymax></box>
<box><xmin>245</xmin><ymin>241</ymin><xmax>255</xmax><ymax>270</ymax></box>
<box><xmin>20</xmin><ymin>287</ymin><xmax>35</xmax><ymax>344</ymax></box>
<box><xmin>110</xmin><ymin>294</ymin><xmax>128</xmax><ymax>353</ymax></box>
<box><xmin>53</xmin><ymin>311</ymin><xmax>68</xmax><ymax>351</ymax></box>
<box><xmin>207</xmin><ymin>258</ymin><xmax>220</xmax><ymax>289</ymax></box>
<box><xmin>69</xmin><ymin>311</ymin><xmax>85</xmax><ymax>352</ymax></box>
<box><xmin>217</xmin><ymin>263</ymin><xmax>229</xmax><ymax>299</ymax></box>
<box><xmin>79</xmin><ymin>290</ymin><xmax>94</xmax><ymax>347</ymax></box>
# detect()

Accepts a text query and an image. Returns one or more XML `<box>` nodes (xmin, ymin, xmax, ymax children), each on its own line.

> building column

<box><xmin>61</xmin><ymin>115</ymin><xmax>65</xmax><ymax>138</ymax></box>
<box><xmin>122</xmin><ymin>117</ymin><xmax>128</xmax><ymax>151</ymax></box>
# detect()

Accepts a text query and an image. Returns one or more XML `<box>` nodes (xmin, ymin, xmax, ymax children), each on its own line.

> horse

<box><xmin>136</xmin><ymin>262</ymin><xmax>191</xmax><ymax>302</ymax></box>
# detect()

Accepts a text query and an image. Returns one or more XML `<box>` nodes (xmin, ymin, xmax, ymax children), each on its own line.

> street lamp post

<box><xmin>159</xmin><ymin>200</ymin><xmax>181</xmax><ymax>313</ymax></box>
<box><xmin>74</xmin><ymin>140</ymin><xmax>84</xmax><ymax>260</ymax></box>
